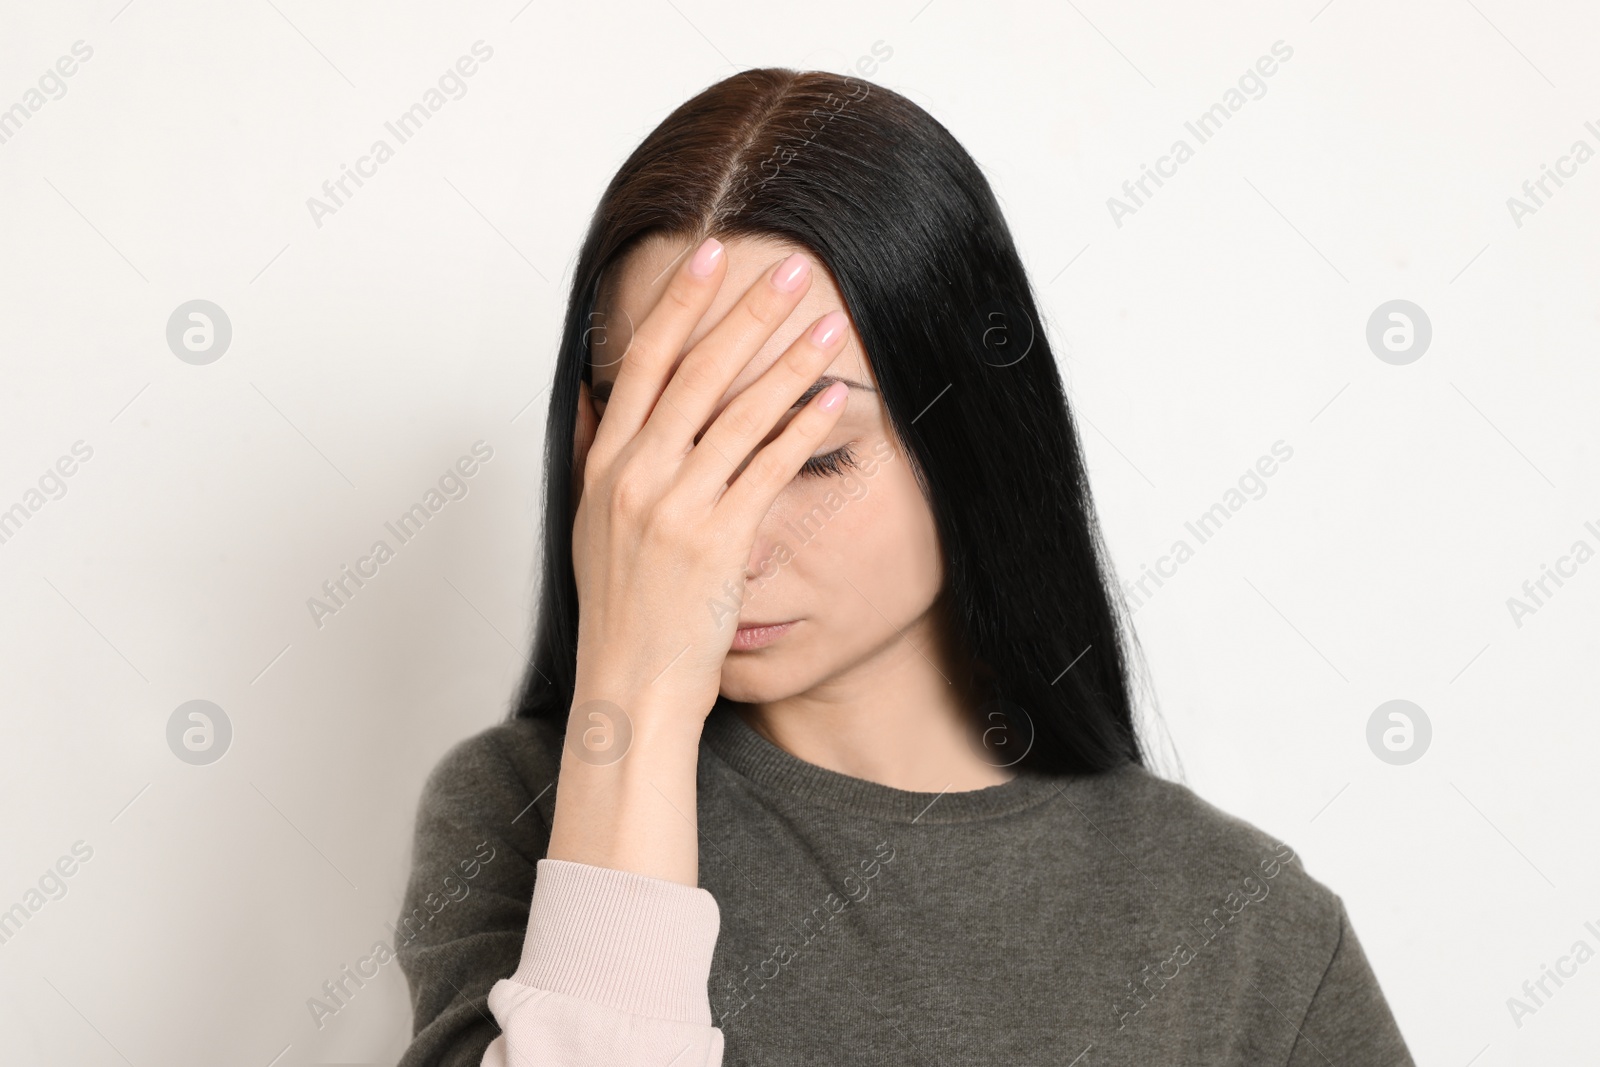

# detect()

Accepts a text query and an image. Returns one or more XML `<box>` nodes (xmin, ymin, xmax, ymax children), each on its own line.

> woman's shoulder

<box><xmin>415</xmin><ymin>714</ymin><xmax>565</xmax><ymax>827</ymax></box>
<box><xmin>1040</xmin><ymin>764</ymin><xmax>1401</xmax><ymax>1053</ymax></box>
<box><xmin>1056</xmin><ymin>760</ymin><xmax>1344</xmax><ymax>933</ymax></box>
<box><xmin>1068</xmin><ymin>760</ymin><xmax>1303</xmax><ymax>849</ymax></box>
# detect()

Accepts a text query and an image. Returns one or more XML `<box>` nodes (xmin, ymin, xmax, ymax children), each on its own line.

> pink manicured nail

<box><xmin>817</xmin><ymin>381</ymin><xmax>848</xmax><ymax>411</ymax></box>
<box><xmin>811</xmin><ymin>310</ymin><xmax>846</xmax><ymax>347</ymax></box>
<box><xmin>688</xmin><ymin>237</ymin><xmax>723</xmax><ymax>277</ymax></box>
<box><xmin>772</xmin><ymin>252</ymin><xmax>810</xmax><ymax>292</ymax></box>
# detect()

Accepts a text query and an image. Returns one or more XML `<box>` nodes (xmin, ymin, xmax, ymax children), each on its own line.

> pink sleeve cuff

<box><xmin>510</xmin><ymin>858</ymin><xmax>722</xmax><ymax>1025</ymax></box>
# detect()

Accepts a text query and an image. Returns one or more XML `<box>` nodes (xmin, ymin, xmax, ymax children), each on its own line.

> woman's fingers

<box><xmin>718</xmin><ymin>376</ymin><xmax>850</xmax><ymax>522</ymax></box>
<box><xmin>714</xmin><ymin>374</ymin><xmax>851</xmax><ymax>529</ymax></box>
<box><xmin>586</xmin><ymin>236</ymin><xmax>726</xmax><ymax>467</ymax></box>
<box><xmin>678</xmin><ymin>308</ymin><xmax>850</xmax><ymax>500</ymax></box>
<box><xmin>633</xmin><ymin>250</ymin><xmax>814</xmax><ymax>459</ymax></box>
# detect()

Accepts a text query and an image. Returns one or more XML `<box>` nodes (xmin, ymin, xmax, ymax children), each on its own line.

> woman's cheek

<box><xmin>838</xmin><ymin>471</ymin><xmax>940</xmax><ymax>609</ymax></box>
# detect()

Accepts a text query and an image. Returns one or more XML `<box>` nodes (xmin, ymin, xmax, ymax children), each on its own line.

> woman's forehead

<box><xmin>589</xmin><ymin>233</ymin><xmax>875</xmax><ymax>395</ymax></box>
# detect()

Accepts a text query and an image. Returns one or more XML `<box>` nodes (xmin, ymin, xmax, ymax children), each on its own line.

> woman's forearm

<box><xmin>544</xmin><ymin>686</ymin><xmax>710</xmax><ymax>887</ymax></box>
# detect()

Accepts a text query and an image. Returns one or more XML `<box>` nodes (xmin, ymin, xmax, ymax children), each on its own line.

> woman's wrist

<box><xmin>544</xmin><ymin>688</ymin><xmax>709</xmax><ymax>885</ymax></box>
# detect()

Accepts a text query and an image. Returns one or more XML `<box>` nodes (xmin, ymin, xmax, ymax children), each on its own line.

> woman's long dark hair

<box><xmin>510</xmin><ymin>67</ymin><xmax>1149</xmax><ymax>775</ymax></box>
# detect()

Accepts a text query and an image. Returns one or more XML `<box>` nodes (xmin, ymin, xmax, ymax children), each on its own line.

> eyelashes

<box><xmin>797</xmin><ymin>443</ymin><xmax>859</xmax><ymax>480</ymax></box>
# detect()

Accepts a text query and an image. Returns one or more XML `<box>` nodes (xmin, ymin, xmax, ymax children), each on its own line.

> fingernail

<box><xmin>810</xmin><ymin>310</ymin><xmax>847</xmax><ymax>347</ymax></box>
<box><xmin>772</xmin><ymin>252</ymin><xmax>810</xmax><ymax>292</ymax></box>
<box><xmin>818</xmin><ymin>381</ymin><xmax>848</xmax><ymax>411</ymax></box>
<box><xmin>689</xmin><ymin>237</ymin><xmax>723</xmax><ymax>277</ymax></box>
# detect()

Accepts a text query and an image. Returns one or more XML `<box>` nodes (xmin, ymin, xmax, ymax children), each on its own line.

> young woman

<box><xmin>394</xmin><ymin>68</ymin><xmax>1414</xmax><ymax>1066</ymax></box>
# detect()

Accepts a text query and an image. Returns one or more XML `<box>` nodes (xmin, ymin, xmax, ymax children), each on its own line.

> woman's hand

<box><xmin>570</xmin><ymin>238</ymin><xmax>849</xmax><ymax>728</ymax></box>
<box><xmin>548</xmin><ymin>237</ymin><xmax>850</xmax><ymax>883</ymax></box>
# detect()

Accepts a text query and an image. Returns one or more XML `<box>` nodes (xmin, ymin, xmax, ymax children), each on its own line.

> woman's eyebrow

<box><xmin>790</xmin><ymin>375</ymin><xmax>876</xmax><ymax>410</ymax></box>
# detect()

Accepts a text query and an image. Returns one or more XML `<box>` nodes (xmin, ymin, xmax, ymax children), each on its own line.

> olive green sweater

<box><xmin>395</xmin><ymin>700</ymin><xmax>1414</xmax><ymax>1065</ymax></box>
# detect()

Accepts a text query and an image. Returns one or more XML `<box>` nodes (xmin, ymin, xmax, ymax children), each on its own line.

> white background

<box><xmin>1</xmin><ymin>0</ymin><xmax>1596</xmax><ymax>1063</ymax></box>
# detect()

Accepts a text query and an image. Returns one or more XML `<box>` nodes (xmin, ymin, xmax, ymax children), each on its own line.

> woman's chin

<box><xmin>719</xmin><ymin>658</ymin><xmax>811</xmax><ymax>705</ymax></box>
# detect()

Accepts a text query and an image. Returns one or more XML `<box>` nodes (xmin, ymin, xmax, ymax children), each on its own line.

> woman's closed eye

<box><xmin>797</xmin><ymin>443</ymin><xmax>859</xmax><ymax>480</ymax></box>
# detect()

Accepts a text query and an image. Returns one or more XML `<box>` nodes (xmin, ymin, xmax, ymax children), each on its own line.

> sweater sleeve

<box><xmin>396</xmin><ymin>728</ymin><xmax>546</xmax><ymax>1066</ymax></box>
<box><xmin>477</xmin><ymin>859</ymin><xmax>724</xmax><ymax>1067</ymax></box>
<box><xmin>1285</xmin><ymin>899</ymin><xmax>1415</xmax><ymax>1067</ymax></box>
<box><xmin>393</xmin><ymin>722</ymin><xmax>725</xmax><ymax>1067</ymax></box>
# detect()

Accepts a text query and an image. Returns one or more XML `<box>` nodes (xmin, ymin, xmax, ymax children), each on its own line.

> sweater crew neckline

<box><xmin>699</xmin><ymin>700</ymin><xmax>1076</xmax><ymax>824</ymax></box>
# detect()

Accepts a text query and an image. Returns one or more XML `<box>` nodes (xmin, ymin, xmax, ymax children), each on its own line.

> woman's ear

<box><xmin>572</xmin><ymin>376</ymin><xmax>599</xmax><ymax>516</ymax></box>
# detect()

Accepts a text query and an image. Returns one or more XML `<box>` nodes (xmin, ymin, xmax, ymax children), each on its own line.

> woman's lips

<box><xmin>731</xmin><ymin>621</ymin><xmax>796</xmax><ymax>651</ymax></box>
